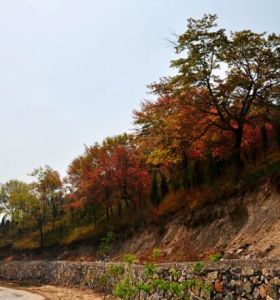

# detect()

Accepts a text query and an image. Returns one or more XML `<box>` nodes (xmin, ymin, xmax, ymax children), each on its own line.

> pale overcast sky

<box><xmin>0</xmin><ymin>0</ymin><xmax>279</xmax><ymax>182</ymax></box>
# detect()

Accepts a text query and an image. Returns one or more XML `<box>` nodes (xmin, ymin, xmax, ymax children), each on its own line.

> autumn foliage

<box><xmin>0</xmin><ymin>15</ymin><xmax>280</xmax><ymax>249</ymax></box>
<box><xmin>66</xmin><ymin>134</ymin><xmax>150</xmax><ymax>222</ymax></box>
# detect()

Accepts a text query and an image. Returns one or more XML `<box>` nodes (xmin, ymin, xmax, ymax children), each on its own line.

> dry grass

<box><xmin>13</xmin><ymin>233</ymin><xmax>40</xmax><ymax>250</ymax></box>
<box><xmin>62</xmin><ymin>224</ymin><xmax>95</xmax><ymax>245</ymax></box>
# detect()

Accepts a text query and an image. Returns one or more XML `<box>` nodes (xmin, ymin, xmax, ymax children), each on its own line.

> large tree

<box><xmin>134</xmin><ymin>95</ymin><xmax>207</xmax><ymax>188</ymax></box>
<box><xmin>0</xmin><ymin>180</ymin><xmax>33</xmax><ymax>226</ymax></box>
<box><xmin>0</xmin><ymin>180</ymin><xmax>45</xmax><ymax>247</ymax></box>
<box><xmin>152</xmin><ymin>14</ymin><xmax>280</xmax><ymax>168</ymax></box>
<box><xmin>30</xmin><ymin>166</ymin><xmax>63</xmax><ymax>230</ymax></box>
<box><xmin>67</xmin><ymin>134</ymin><xmax>150</xmax><ymax>222</ymax></box>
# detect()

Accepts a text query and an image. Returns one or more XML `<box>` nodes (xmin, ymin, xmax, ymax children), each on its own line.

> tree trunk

<box><xmin>109</xmin><ymin>206</ymin><xmax>113</xmax><ymax>219</ymax></box>
<box><xmin>181</xmin><ymin>154</ymin><xmax>189</xmax><ymax>190</ymax></box>
<box><xmin>93</xmin><ymin>207</ymin><xmax>97</xmax><ymax>227</ymax></box>
<box><xmin>52</xmin><ymin>215</ymin><xmax>55</xmax><ymax>231</ymax></box>
<box><xmin>118</xmin><ymin>202</ymin><xmax>122</xmax><ymax>217</ymax></box>
<box><xmin>106</xmin><ymin>204</ymin><xmax>110</xmax><ymax>221</ymax></box>
<box><xmin>124</xmin><ymin>195</ymin><xmax>129</xmax><ymax>208</ymax></box>
<box><xmin>52</xmin><ymin>203</ymin><xmax>57</xmax><ymax>230</ymax></box>
<box><xmin>234</xmin><ymin>125</ymin><xmax>244</xmax><ymax>174</ymax></box>
<box><xmin>179</xmin><ymin>140</ymin><xmax>189</xmax><ymax>190</ymax></box>
<box><xmin>38</xmin><ymin>220</ymin><xmax>44</xmax><ymax>248</ymax></box>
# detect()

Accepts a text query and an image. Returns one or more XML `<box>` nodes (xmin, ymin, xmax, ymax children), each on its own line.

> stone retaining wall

<box><xmin>0</xmin><ymin>259</ymin><xmax>280</xmax><ymax>299</ymax></box>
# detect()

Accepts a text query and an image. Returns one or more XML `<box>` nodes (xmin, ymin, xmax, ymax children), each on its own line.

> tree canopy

<box><xmin>0</xmin><ymin>15</ymin><xmax>280</xmax><ymax>249</ymax></box>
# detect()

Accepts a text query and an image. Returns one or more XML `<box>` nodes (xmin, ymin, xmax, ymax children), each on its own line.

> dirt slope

<box><xmin>1</xmin><ymin>177</ymin><xmax>280</xmax><ymax>263</ymax></box>
<box><xmin>113</xmin><ymin>178</ymin><xmax>280</xmax><ymax>261</ymax></box>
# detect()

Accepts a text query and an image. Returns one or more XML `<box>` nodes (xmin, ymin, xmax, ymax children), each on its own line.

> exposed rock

<box><xmin>214</xmin><ymin>279</ymin><xmax>223</xmax><ymax>293</ymax></box>
<box><xmin>270</xmin><ymin>277</ymin><xmax>280</xmax><ymax>286</ymax></box>
<box><xmin>207</xmin><ymin>271</ymin><xmax>218</xmax><ymax>281</ymax></box>
<box><xmin>252</xmin><ymin>287</ymin><xmax>259</xmax><ymax>298</ymax></box>
<box><xmin>241</xmin><ymin>281</ymin><xmax>253</xmax><ymax>293</ymax></box>
<box><xmin>266</xmin><ymin>283</ymin><xmax>277</xmax><ymax>299</ymax></box>
<box><xmin>241</xmin><ymin>267</ymin><xmax>255</xmax><ymax>276</ymax></box>
<box><xmin>223</xmin><ymin>252</ymin><xmax>240</xmax><ymax>260</ymax></box>
<box><xmin>223</xmin><ymin>293</ymin><xmax>233</xmax><ymax>300</ymax></box>
<box><xmin>262</xmin><ymin>269</ymin><xmax>272</xmax><ymax>277</ymax></box>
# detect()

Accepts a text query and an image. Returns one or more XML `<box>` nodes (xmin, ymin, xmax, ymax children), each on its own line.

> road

<box><xmin>0</xmin><ymin>286</ymin><xmax>44</xmax><ymax>300</ymax></box>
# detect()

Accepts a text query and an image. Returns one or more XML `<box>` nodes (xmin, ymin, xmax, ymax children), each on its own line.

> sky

<box><xmin>0</xmin><ymin>0</ymin><xmax>279</xmax><ymax>182</ymax></box>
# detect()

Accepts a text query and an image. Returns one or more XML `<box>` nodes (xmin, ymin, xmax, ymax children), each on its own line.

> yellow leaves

<box><xmin>146</xmin><ymin>149</ymin><xmax>181</xmax><ymax>166</ymax></box>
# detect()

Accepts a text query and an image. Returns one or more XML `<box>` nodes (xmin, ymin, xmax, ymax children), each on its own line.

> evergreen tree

<box><xmin>261</xmin><ymin>125</ymin><xmax>268</xmax><ymax>157</ymax></box>
<box><xmin>150</xmin><ymin>172</ymin><xmax>160</xmax><ymax>207</ymax></box>
<box><xmin>207</xmin><ymin>154</ymin><xmax>222</xmax><ymax>184</ymax></box>
<box><xmin>160</xmin><ymin>173</ymin><xmax>169</xmax><ymax>199</ymax></box>
<box><xmin>193</xmin><ymin>160</ymin><xmax>204</xmax><ymax>187</ymax></box>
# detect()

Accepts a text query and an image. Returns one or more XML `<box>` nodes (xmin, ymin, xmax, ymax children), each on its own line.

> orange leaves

<box><xmin>66</xmin><ymin>134</ymin><xmax>150</xmax><ymax>213</ymax></box>
<box><xmin>134</xmin><ymin>94</ymin><xmax>216</xmax><ymax>165</ymax></box>
<box><xmin>134</xmin><ymin>90</ymin><xmax>277</xmax><ymax>166</ymax></box>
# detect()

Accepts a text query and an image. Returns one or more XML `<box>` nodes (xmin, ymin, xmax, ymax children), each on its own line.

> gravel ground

<box><xmin>0</xmin><ymin>283</ymin><xmax>115</xmax><ymax>300</ymax></box>
<box><xmin>26</xmin><ymin>285</ymin><xmax>106</xmax><ymax>300</ymax></box>
<box><xmin>0</xmin><ymin>286</ymin><xmax>44</xmax><ymax>300</ymax></box>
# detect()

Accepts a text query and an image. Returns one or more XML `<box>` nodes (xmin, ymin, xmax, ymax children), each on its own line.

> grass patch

<box><xmin>13</xmin><ymin>234</ymin><xmax>40</xmax><ymax>250</ymax></box>
<box><xmin>62</xmin><ymin>224</ymin><xmax>96</xmax><ymax>245</ymax></box>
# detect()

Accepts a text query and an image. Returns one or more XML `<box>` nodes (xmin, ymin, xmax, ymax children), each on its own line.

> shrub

<box><xmin>151</xmin><ymin>248</ymin><xmax>161</xmax><ymax>261</ymax></box>
<box><xmin>108</xmin><ymin>265</ymin><xmax>125</xmax><ymax>276</ymax></box>
<box><xmin>143</xmin><ymin>263</ymin><xmax>157</xmax><ymax>279</ymax></box>
<box><xmin>192</xmin><ymin>261</ymin><xmax>204</xmax><ymax>274</ymax></box>
<box><xmin>114</xmin><ymin>278</ymin><xmax>137</xmax><ymax>300</ymax></box>
<box><xmin>98</xmin><ymin>231</ymin><xmax>114</xmax><ymax>257</ymax></box>
<box><xmin>123</xmin><ymin>253</ymin><xmax>137</xmax><ymax>265</ymax></box>
<box><xmin>209</xmin><ymin>253</ymin><xmax>223</xmax><ymax>262</ymax></box>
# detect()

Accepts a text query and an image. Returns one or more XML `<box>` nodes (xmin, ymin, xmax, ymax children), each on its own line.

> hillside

<box><xmin>115</xmin><ymin>176</ymin><xmax>280</xmax><ymax>262</ymax></box>
<box><xmin>1</xmin><ymin>153</ymin><xmax>280</xmax><ymax>263</ymax></box>
<box><xmin>0</xmin><ymin>15</ymin><xmax>280</xmax><ymax>266</ymax></box>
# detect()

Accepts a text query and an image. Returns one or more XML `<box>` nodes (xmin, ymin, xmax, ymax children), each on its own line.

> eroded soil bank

<box><xmin>2</xmin><ymin>179</ymin><xmax>280</xmax><ymax>263</ymax></box>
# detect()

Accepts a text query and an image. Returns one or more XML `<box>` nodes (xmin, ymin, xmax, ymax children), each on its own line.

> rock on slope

<box><xmin>114</xmin><ymin>178</ymin><xmax>280</xmax><ymax>261</ymax></box>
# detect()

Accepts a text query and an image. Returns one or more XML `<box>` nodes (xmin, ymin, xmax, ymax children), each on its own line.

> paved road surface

<box><xmin>0</xmin><ymin>286</ymin><xmax>44</xmax><ymax>300</ymax></box>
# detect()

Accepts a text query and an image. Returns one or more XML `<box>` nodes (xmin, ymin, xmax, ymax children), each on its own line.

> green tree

<box><xmin>30</xmin><ymin>166</ymin><xmax>62</xmax><ymax>230</ymax></box>
<box><xmin>0</xmin><ymin>180</ymin><xmax>29</xmax><ymax>223</ymax></box>
<box><xmin>192</xmin><ymin>160</ymin><xmax>204</xmax><ymax>187</ymax></box>
<box><xmin>160</xmin><ymin>173</ymin><xmax>168</xmax><ymax>199</ymax></box>
<box><xmin>150</xmin><ymin>172</ymin><xmax>160</xmax><ymax>207</ymax></box>
<box><xmin>0</xmin><ymin>180</ymin><xmax>45</xmax><ymax>246</ymax></box>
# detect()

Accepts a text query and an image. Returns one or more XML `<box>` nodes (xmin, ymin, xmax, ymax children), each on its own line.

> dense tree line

<box><xmin>0</xmin><ymin>15</ymin><xmax>280</xmax><ymax>248</ymax></box>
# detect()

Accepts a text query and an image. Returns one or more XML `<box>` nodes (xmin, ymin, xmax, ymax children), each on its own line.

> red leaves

<box><xmin>134</xmin><ymin>92</ymin><xmax>276</xmax><ymax>165</ymax></box>
<box><xmin>66</xmin><ymin>135</ymin><xmax>150</xmax><ymax>213</ymax></box>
